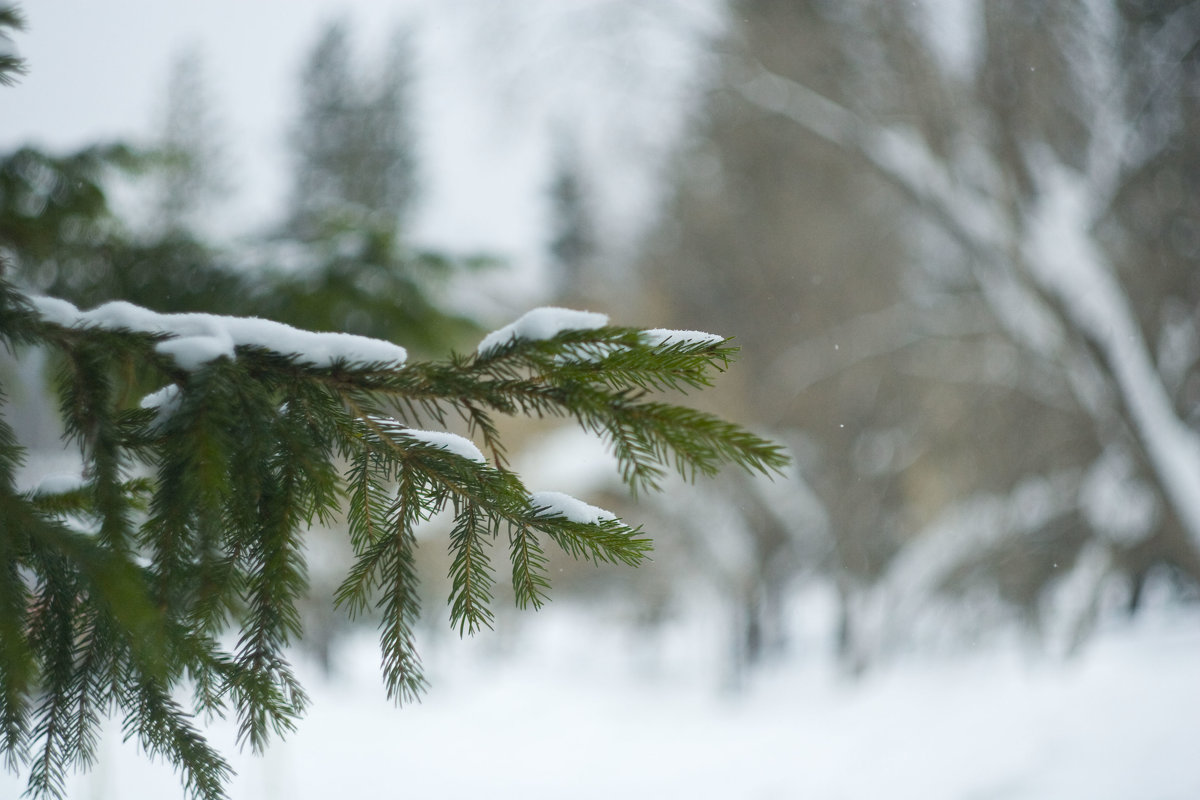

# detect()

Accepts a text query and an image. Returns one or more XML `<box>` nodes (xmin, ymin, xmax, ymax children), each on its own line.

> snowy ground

<box><xmin>4</xmin><ymin>598</ymin><xmax>1198</xmax><ymax>800</ymax></box>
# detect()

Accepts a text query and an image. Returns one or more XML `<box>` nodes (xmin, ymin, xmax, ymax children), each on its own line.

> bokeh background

<box><xmin>3</xmin><ymin>1</ymin><xmax>1200</xmax><ymax>797</ymax></box>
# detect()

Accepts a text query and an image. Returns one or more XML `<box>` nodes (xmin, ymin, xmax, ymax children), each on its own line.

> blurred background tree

<box><xmin>627</xmin><ymin>0</ymin><xmax>1200</xmax><ymax>673</ymax></box>
<box><xmin>545</xmin><ymin>134</ymin><xmax>599</xmax><ymax>305</ymax></box>
<box><xmin>286</xmin><ymin>20</ymin><xmax>417</xmax><ymax>241</ymax></box>
<box><xmin>150</xmin><ymin>47</ymin><xmax>229</xmax><ymax>239</ymax></box>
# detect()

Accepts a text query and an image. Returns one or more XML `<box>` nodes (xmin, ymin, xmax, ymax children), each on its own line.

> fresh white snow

<box><xmin>402</xmin><ymin>429</ymin><xmax>486</xmax><ymax>464</ymax></box>
<box><xmin>29</xmin><ymin>296</ymin><xmax>408</xmax><ymax>370</ymax></box>
<box><xmin>365</xmin><ymin>416</ymin><xmax>486</xmax><ymax>463</ymax></box>
<box><xmin>139</xmin><ymin>384</ymin><xmax>184</xmax><ymax>430</ymax></box>
<box><xmin>139</xmin><ymin>384</ymin><xmax>181</xmax><ymax>411</ymax></box>
<box><xmin>477</xmin><ymin>307</ymin><xmax>609</xmax><ymax>356</ymax></box>
<box><xmin>640</xmin><ymin>328</ymin><xmax>725</xmax><ymax>348</ymax></box>
<box><xmin>4</xmin><ymin>600</ymin><xmax>1196</xmax><ymax>800</ymax></box>
<box><xmin>529</xmin><ymin>489</ymin><xmax>616</xmax><ymax>525</ymax></box>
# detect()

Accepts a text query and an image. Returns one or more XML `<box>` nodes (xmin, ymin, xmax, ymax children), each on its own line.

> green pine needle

<box><xmin>0</xmin><ymin>276</ymin><xmax>789</xmax><ymax>797</ymax></box>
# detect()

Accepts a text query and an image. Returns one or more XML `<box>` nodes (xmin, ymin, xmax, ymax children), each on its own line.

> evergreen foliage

<box><xmin>0</xmin><ymin>276</ymin><xmax>785</xmax><ymax>799</ymax></box>
<box><xmin>286</xmin><ymin>19</ymin><xmax>418</xmax><ymax>240</ymax></box>
<box><xmin>0</xmin><ymin>13</ymin><xmax>785</xmax><ymax>798</ymax></box>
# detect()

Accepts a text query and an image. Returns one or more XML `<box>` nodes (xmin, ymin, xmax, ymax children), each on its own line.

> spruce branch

<box><xmin>446</xmin><ymin>500</ymin><xmax>497</xmax><ymax>636</ymax></box>
<box><xmin>121</xmin><ymin>673</ymin><xmax>233</xmax><ymax>800</ymax></box>
<box><xmin>471</xmin><ymin>326</ymin><xmax>736</xmax><ymax>396</ymax></box>
<box><xmin>0</xmin><ymin>497</ymin><xmax>32</xmax><ymax>771</ymax></box>
<box><xmin>375</xmin><ymin>514</ymin><xmax>425</xmax><ymax>703</ymax></box>
<box><xmin>335</xmin><ymin>454</ymin><xmax>395</xmax><ymax>619</ymax></box>
<box><xmin>508</xmin><ymin>522</ymin><xmax>550</xmax><ymax>611</ymax></box>
<box><xmin>24</xmin><ymin>569</ymin><xmax>77</xmax><ymax>800</ymax></box>
<box><xmin>529</xmin><ymin>513</ymin><xmax>652</xmax><ymax>568</ymax></box>
<box><xmin>0</xmin><ymin>4</ymin><xmax>27</xmax><ymax>87</ymax></box>
<box><xmin>63</xmin><ymin>608</ymin><xmax>114</xmax><ymax>773</ymax></box>
<box><xmin>0</xmin><ymin>279</ymin><xmax>788</xmax><ymax>797</ymax></box>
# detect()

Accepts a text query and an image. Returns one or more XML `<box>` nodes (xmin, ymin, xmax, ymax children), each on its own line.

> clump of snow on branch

<box><xmin>402</xmin><ymin>429</ymin><xmax>486</xmax><ymax>464</ymax></box>
<box><xmin>529</xmin><ymin>490</ymin><xmax>617</xmax><ymax>525</ymax></box>
<box><xmin>640</xmin><ymin>328</ymin><xmax>725</xmax><ymax>348</ymax></box>
<box><xmin>139</xmin><ymin>384</ymin><xmax>181</xmax><ymax>410</ymax></box>
<box><xmin>367</xmin><ymin>415</ymin><xmax>487</xmax><ymax>463</ymax></box>
<box><xmin>30</xmin><ymin>296</ymin><xmax>408</xmax><ymax>370</ymax></box>
<box><xmin>477</xmin><ymin>306</ymin><xmax>608</xmax><ymax>355</ymax></box>
<box><xmin>139</xmin><ymin>384</ymin><xmax>184</xmax><ymax>430</ymax></box>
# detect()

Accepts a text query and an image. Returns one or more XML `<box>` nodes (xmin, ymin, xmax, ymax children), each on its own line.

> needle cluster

<box><xmin>0</xmin><ymin>278</ymin><xmax>786</xmax><ymax>799</ymax></box>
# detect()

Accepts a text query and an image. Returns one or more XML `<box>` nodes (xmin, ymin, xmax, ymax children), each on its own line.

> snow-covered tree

<box><xmin>642</xmin><ymin>0</ymin><xmax>1200</xmax><ymax>668</ymax></box>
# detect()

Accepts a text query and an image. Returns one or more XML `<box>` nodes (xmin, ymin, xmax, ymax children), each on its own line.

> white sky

<box><xmin>2</xmin><ymin>0</ymin><xmax>723</xmax><ymax>305</ymax></box>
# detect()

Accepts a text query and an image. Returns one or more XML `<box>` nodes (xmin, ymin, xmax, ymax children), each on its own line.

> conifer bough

<box><xmin>0</xmin><ymin>281</ymin><xmax>786</xmax><ymax>799</ymax></box>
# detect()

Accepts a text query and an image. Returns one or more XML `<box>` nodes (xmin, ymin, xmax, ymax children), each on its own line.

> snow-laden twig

<box><xmin>30</xmin><ymin>296</ymin><xmax>408</xmax><ymax>370</ymax></box>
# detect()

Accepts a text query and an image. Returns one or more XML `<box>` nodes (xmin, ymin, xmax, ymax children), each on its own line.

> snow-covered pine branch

<box><xmin>0</xmin><ymin>277</ymin><xmax>785</xmax><ymax>800</ymax></box>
